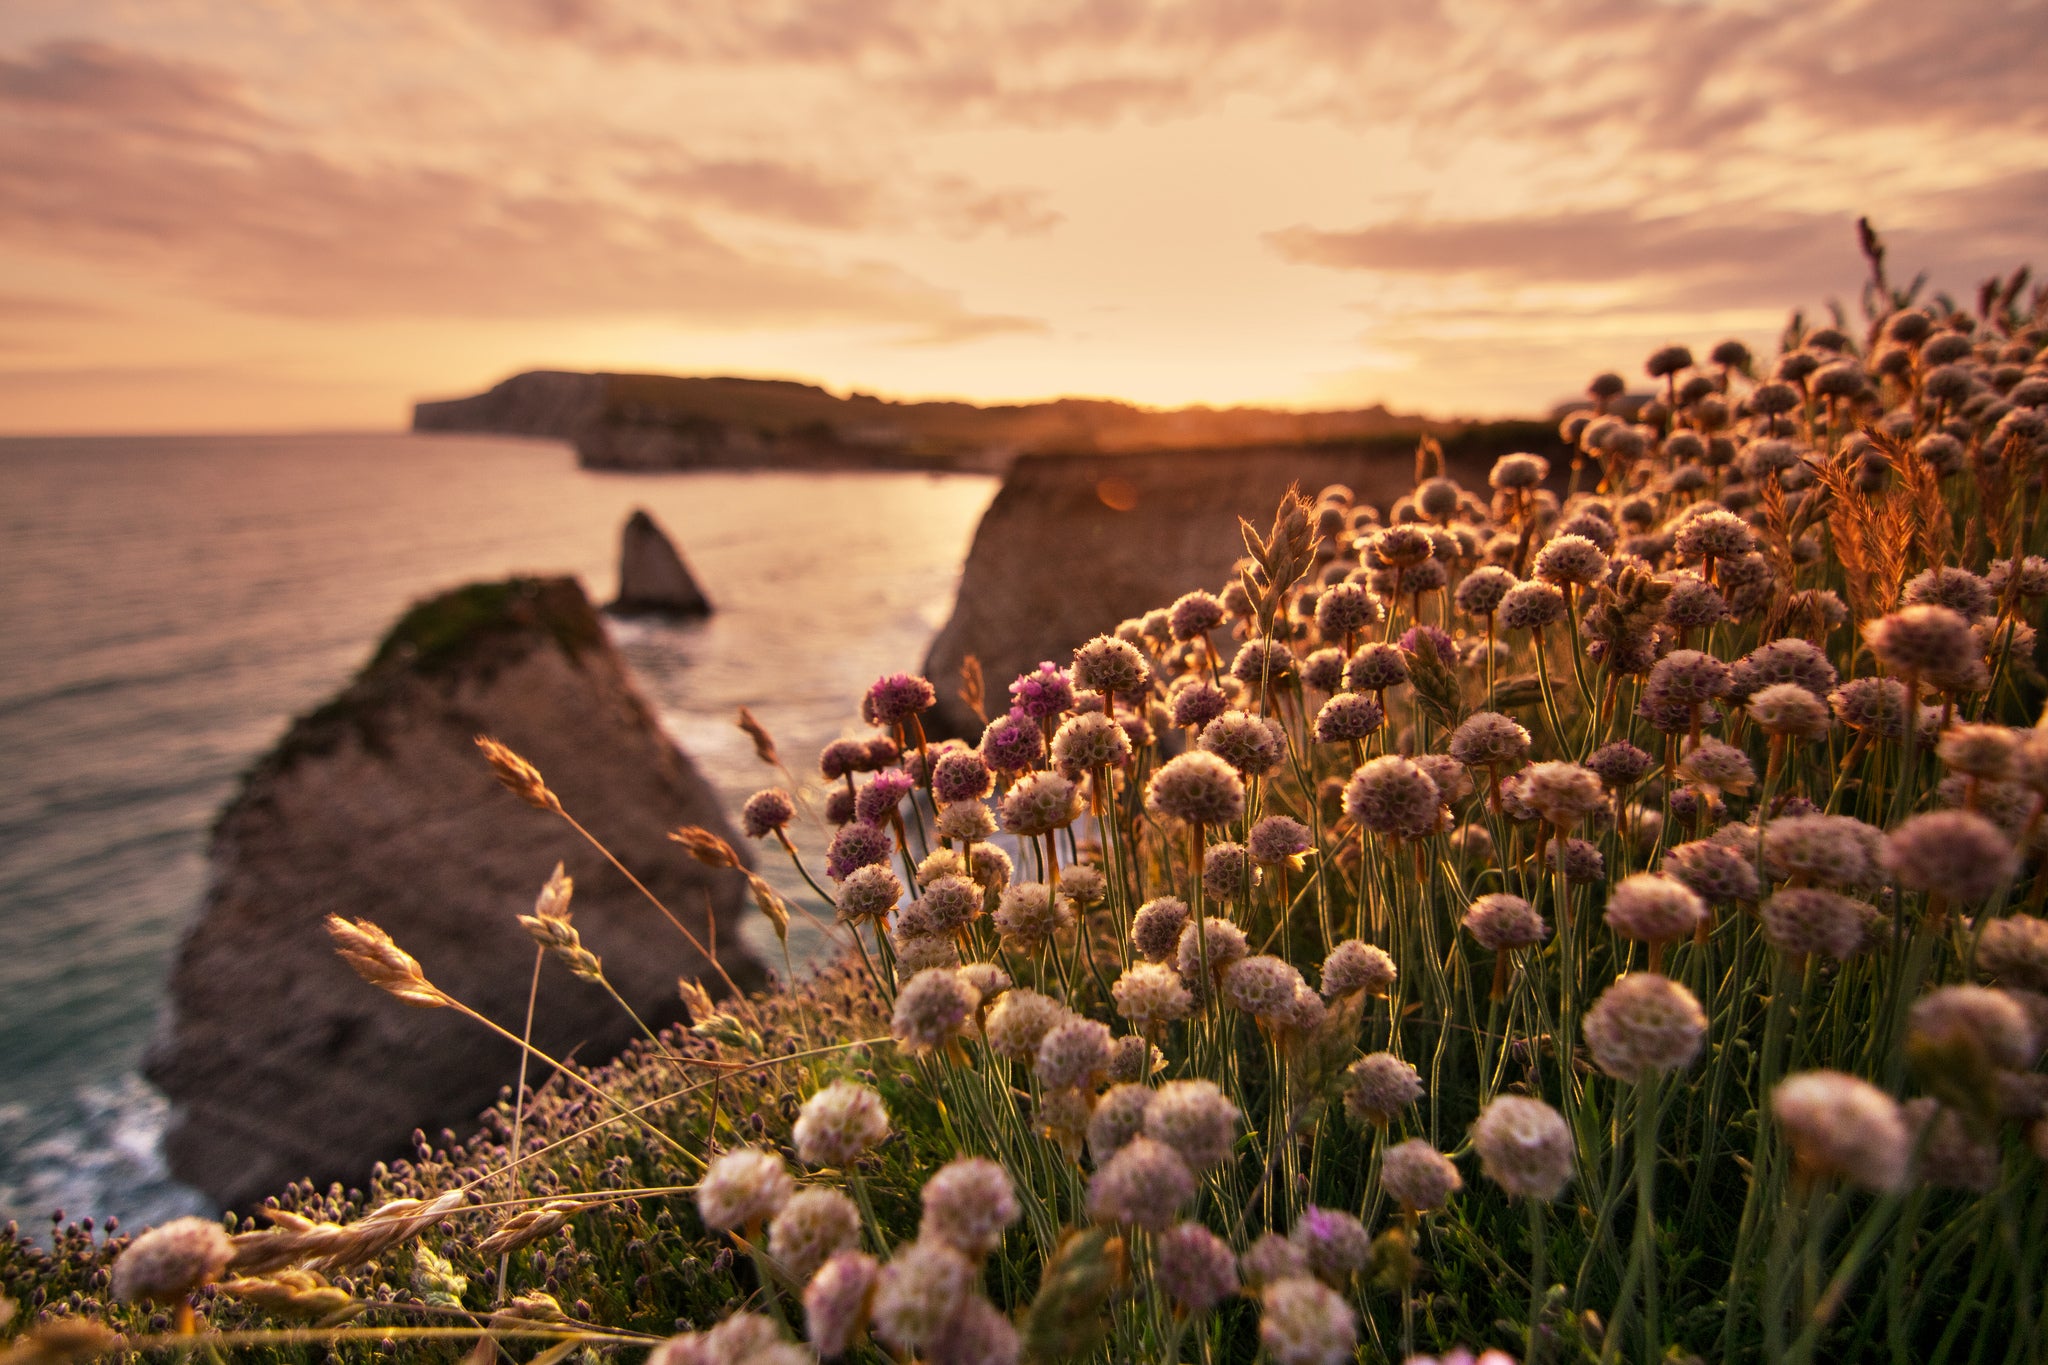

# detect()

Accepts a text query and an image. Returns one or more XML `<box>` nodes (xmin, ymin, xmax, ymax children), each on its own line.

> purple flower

<box><xmin>862</xmin><ymin>672</ymin><xmax>936</xmax><ymax>728</ymax></box>
<box><xmin>1008</xmin><ymin>661</ymin><xmax>1076</xmax><ymax>720</ymax></box>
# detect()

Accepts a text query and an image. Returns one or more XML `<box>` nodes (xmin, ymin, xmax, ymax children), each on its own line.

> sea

<box><xmin>0</xmin><ymin>431</ymin><xmax>999</xmax><ymax>1231</ymax></box>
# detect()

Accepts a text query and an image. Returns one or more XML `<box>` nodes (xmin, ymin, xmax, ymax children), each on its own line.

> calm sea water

<box><xmin>0</xmin><ymin>432</ymin><xmax>997</xmax><ymax>1229</ymax></box>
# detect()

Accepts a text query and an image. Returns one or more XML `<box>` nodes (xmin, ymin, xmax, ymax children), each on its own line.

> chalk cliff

<box><xmin>921</xmin><ymin>433</ymin><xmax>1558</xmax><ymax>739</ymax></box>
<box><xmin>147</xmin><ymin>577</ymin><xmax>760</xmax><ymax>1207</ymax></box>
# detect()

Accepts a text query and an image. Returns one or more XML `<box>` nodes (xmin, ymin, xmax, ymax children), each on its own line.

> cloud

<box><xmin>0</xmin><ymin>40</ymin><xmax>1038</xmax><ymax>338</ymax></box>
<box><xmin>1268</xmin><ymin>205</ymin><xmax>1865</xmax><ymax>309</ymax></box>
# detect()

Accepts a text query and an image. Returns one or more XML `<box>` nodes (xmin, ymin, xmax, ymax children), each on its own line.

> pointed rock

<box><xmin>147</xmin><ymin>576</ymin><xmax>759</xmax><ymax>1208</ymax></box>
<box><xmin>610</xmin><ymin>508</ymin><xmax>712</xmax><ymax>617</ymax></box>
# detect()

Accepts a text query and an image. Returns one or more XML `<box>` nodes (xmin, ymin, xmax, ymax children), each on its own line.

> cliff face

<box><xmin>921</xmin><ymin>435</ymin><xmax>1552</xmax><ymax>739</ymax></box>
<box><xmin>412</xmin><ymin>369</ymin><xmax>1473</xmax><ymax>474</ymax></box>
<box><xmin>412</xmin><ymin>371</ymin><xmax>606</xmax><ymax>439</ymax></box>
<box><xmin>146</xmin><ymin>577</ymin><xmax>761</xmax><ymax>1208</ymax></box>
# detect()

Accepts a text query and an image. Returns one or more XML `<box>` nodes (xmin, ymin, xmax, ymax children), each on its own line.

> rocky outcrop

<box><xmin>147</xmin><ymin>577</ymin><xmax>761</xmax><ymax>1208</ymax></box>
<box><xmin>610</xmin><ymin>510</ymin><xmax>712</xmax><ymax>617</ymax></box>
<box><xmin>412</xmin><ymin>371</ymin><xmax>605</xmax><ymax>439</ymax></box>
<box><xmin>921</xmin><ymin>435</ymin><xmax>1558</xmax><ymax>739</ymax></box>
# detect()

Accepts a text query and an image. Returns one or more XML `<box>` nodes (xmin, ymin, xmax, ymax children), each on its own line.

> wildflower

<box><xmin>1342</xmin><ymin>1052</ymin><xmax>1422</xmax><ymax>1126</ymax></box>
<box><xmin>934</xmin><ymin>801</ymin><xmax>997</xmax><ymax>845</ymax></box>
<box><xmin>768</xmin><ymin>1189</ymin><xmax>860</xmax><ymax>1283</ymax></box>
<box><xmin>1448</xmin><ymin>711</ymin><xmax>1532</xmax><ymax>771</ymax></box>
<box><xmin>863</xmin><ymin>673</ymin><xmax>936</xmax><ymax>728</ymax></box>
<box><xmin>1489</xmin><ymin>453</ymin><xmax>1550</xmax><ymax>490</ymax></box>
<box><xmin>1320</xmin><ymin>939</ymin><xmax>1397</xmax><ymax>998</ymax></box>
<box><xmin>1290</xmin><ymin>1206</ymin><xmax>1372</xmax><ymax>1285</ymax></box>
<box><xmin>1242</xmin><ymin>1232</ymin><xmax>1311</xmax><ymax>1288</ymax></box>
<box><xmin>1171</xmin><ymin>590</ymin><xmax>1227</xmax><ymax>642</ymax></box>
<box><xmin>1380</xmin><ymin>1138</ymin><xmax>1462</xmax><ymax>1213</ymax></box>
<box><xmin>1109</xmin><ymin>1034</ymin><xmax>1154</xmax><ymax>1084</ymax></box>
<box><xmin>1762</xmin><ymin>814</ymin><xmax>1880</xmax><ymax>888</ymax></box>
<box><xmin>1315</xmin><ymin>581</ymin><xmax>1382</xmax><ymax>638</ymax></box>
<box><xmin>979</xmin><ymin>711</ymin><xmax>1044</xmax><ymax>774</ymax></box>
<box><xmin>1249</xmin><ymin>814</ymin><xmax>1313</xmax><ymax>864</ymax></box>
<box><xmin>1200</xmin><ymin>711</ymin><xmax>1288</xmax><ymax>777</ymax></box>
<box><xmin>1036</xmin><ymin>1016</ymin><xmax>1114</xmax><ymax>1091</ymax></box>
<box><xmin>795</xmin><ymin>1082</ymin><xmax>891</xmax><ymax>1168</ymax></box>
<box><xmin>1344</xmin><ymin>756</ymin><xmax>1440</xmax><ymax>838</ymax></box>
<box><xmin>984</xmin><ymin>989</ymin><xmax>1069</xmax><ymax>1063</ymax></box>
<box><xmin>1546</xmin><ymin>836</ymin><xmax>1605</xmax><ymax>882</ymax></box>
<box><xmin>1259</xmin><ymin>1275</ymin><xmax>1359</xmax><ymax>1365</ymax></box>
<box><xmin>1146</xmin><ymin>751</ymin><xmax>1247</xmax><ymax>826</ymax></box>
<box><xmin>932</xmin><ymin>749</ymin><xmax>996</xmax><ymax>804</ymax></box>
<box><xmin>1498</xmin><ymin>581</ymin><xmax>1566</xmax><ymax>632</ymax></box>
<box><xmin>1456</xmin><ymin>566</ymin><xmax>1518</xmax><ymax>619</ymax></box>
<box><xmin>1865</xmin><ymin>604</ymin><xmax>1976</xmax><ymax>678</ymax></box>
<box><xmin>825</xmin><ymin>822</ymin><xmax>893</xmax><ymax>881</ymax></box>
<box><xmin>1665</xmin><ymin>575</ymin><xmax>1730</xmax><ymax>631</ymax></box>
<box><xmin>1113</xmin><ymin>962</ymin><xmax>1194</xmax><ymax>1030</ymax></box>
<box><xmin>1882</xmin><ymin>810</ymin><xmax>2019</xmax><ymax>904</ymax></box>
<box><xmin>1585</xmin><ymin>741</ymin><xmax>1654</xmax><ymax>791</ymax></box>
<box><xmin>1662</xmin><ymin>840</ymin><xmax>1760</xmax><ymax>904</ymax></box>
<box><xmin>891</xmin><ymin>969</ymin><xmax>980</xmax><ymax>1054</ymax></box>
<box><xmin>1345</xmin><ymin>642</ymin><xmax>1409</xmax><ymax>692</ymax></box>
<box><xmin>1170</xmin><ymin>678</ymin><xmax>1231</xmax><ymax>729</ymax></box>
<box><xmin>1521</xmin><ymin>760</ymin><xmax>1605</xmax><ymax>829</ymax></box>
<box><xmin>1760</xmin><ymin>888</ymin><xmax>1869</xmax><ymax>961</ymax></box>
<box><xmin>1223</xmin><ymin>954</ymin><xmax>1307</xmax><ymax>1022</ymax></box>
<box><xmin>993</xmin><ymin>882</ymin><xmax>1075</xmax><ymax>953</ymax></box>
<box><xmin>1647</xmin><ymin>653</ymin><xmax>1734</xmax><ymax>711</ymax></box>
<box><xmin>918</xmin><ymin>875</ymin><xmax>982</xmax><ymax>935</ymax></box>
<box><xmin>998</xmin><ymin>771</ymin><xmax>1079</xmax><ymax>838</ymax></box>
<box><xmin>697</xmin><ymin>1147</ymin><xmax>795</xmax><ymax>1232</ymax></box>
<box><xmin>921</xmin><ymin>1158</ymin><xmax>1019</xmax><ymax>1258</ymax></box>
<box><xmin>1301</xmin><ymin>646</ymin><xmax>1346</xmax><ymax>693</ymax></box>
<box><xmin>1533</xmin><ymin>533</ymin><xmax>1608</xmax><ymax>587</ymax></box>
<box><xmin>1074</xmin><ymin>633</ymin><xmax>1151</xmax><ymax>698</ymax></box>
<box><xmin>1583</xmin><ymin>974</ymin><xmax>1707</xmax><ymax>1080</ymax></box>
<box><xmin>1157</xmin><ymin>1223</ymin><xmax>1239</xmax><ymax>1317</ymax></box>
<box><xmin>1674</xmin><ymin>508</ymin><xmax>1756</xmax><ymax>563</ymax></box>
<box><xmin>1603</xmin><ymin>873</ymin><xmax>1708</xmax><ymax>946</ymax></box>
<box><xmin>1771</xmin><ymin>1071</ymin><xmax>1910</xmax><ymax>1192</ymax></box>
<box><xmin>111</xmin><ymin>1215</ymin><xmax>234</xmax><ymax>1305</ymax></box>
<box><xmin>855</xmin><ymin>769</ymin><xmax>915</xmax><ymax>825</ymax></box>
<box><xmin>804</xmin><ymin>1250</ymin><xmax>878</xmax><ymax>1358</ymax></box>
<box><xmin>1131</xmin><ymin>896</ymin><xmax>1191</xmax><ymax>963</ymax></box>
<box><xmin>1087</xmin><ymin>1136</ymin><xmax>1196</xmax><ymax>1231</ymax></box>
<box><xmin>1314</xmin><ymin>692</ymin><xmax>1385</xmax><ymax>743</ymax></box>
<box><xmin>1051</xmin><ymin>711</ymin><xmax>1131</xmax><ymax>778</ymax></box>
<box><xmin>1677</xmin><ymin>737</ymin><xmax>1755</xmax><ymax>795</ymax></box>
<box><xmin>1978</xmin><ymin>915</ymin><xmax>2048</xmax><ymax>990</ymax></box>
<box><xmin>1462</xmin><ymin>894</ymin><xmax>1548</xmax><ymax>951</ymax></box>
<box><xmin>1058</xmin><ymin>863</ymin><xmax>1107</xmax><ymax>906</ymax></box>
<box><xmin>1904</xmin><ymin>566</ymin><xmax>1996</xmax><ymax>620</ymax></box>
<box><xmin>1471</xmin><ymin>1095</ymin><xmax>1574</xmax><ymax>1201</ymax></box>
<box><xmin>1009</xmin><ymin>661</ymin><xmax>1075</xmax><ymax>720</ymax></box>
<box><xmin>740</xmin><ymin>789</ymin><xmax>795</xmax><ymax>839</ymax></box>
<box><xmin>1749</xmin><ymin>682</ymin><xmax>1832</xmax><ymax>740</ymax></box>
<box><xmin>833</xmin><ymin>865</ymin><xmax>903</xmax><ymax>924</ymax></box>
<box><xmin>1145</xmin><ymin>1079</ymin><xmax>1242</xmax><ymax>1171</ymax></box>
<box><xmin>1088</xmin><ymin>1084</ymin><xmax>1155</xmax><ymax>1163</ymax></box>
<box><xmin>872</xmin><ymin>1240</ymin><xmax>975</xmax><ymax>1353</ymax></box>
<box><xmin>1908</xmin><ymin>985</ymin><xmax>2038</xmax><ymax>1071</ymax></box>
<box><xmin>1830</xmin><ymin>676</ymin><xmax>1911</xmax><ymax>738</ymax></box>
<box><xmin>1939</xmin><ymin>723</ymin><xmax>2020</xmax><ymax>781</ymax></box>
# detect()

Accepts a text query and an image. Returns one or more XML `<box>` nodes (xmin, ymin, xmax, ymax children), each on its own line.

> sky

<box><xmin>1</xmin><ymin>0</ymin><xmax>2045</xmax><ymax>433</ymax></box>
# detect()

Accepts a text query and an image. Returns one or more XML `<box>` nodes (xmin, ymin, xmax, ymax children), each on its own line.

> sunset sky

<box><xmin>2</xmin><ymin>1</ymin><xmax>2044</xmax><ymax>433</ymax></box>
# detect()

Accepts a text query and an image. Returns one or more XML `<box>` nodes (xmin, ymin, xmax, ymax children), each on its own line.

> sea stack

<box><xmin>147</xmin><ymin>576</ymin><xmax>760</xmax><ymax>1208</ymax></box>
<box><xmin>610</xmin><ymin>508</ymin><xmax>712</xmax><ymax>617</ymax></box>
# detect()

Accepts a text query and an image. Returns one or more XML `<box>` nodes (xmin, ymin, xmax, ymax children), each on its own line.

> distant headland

<box><xmin>411</xmin><ymin>370</ymin><xmax>1543</xmax><ymax>474</ymax></box>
